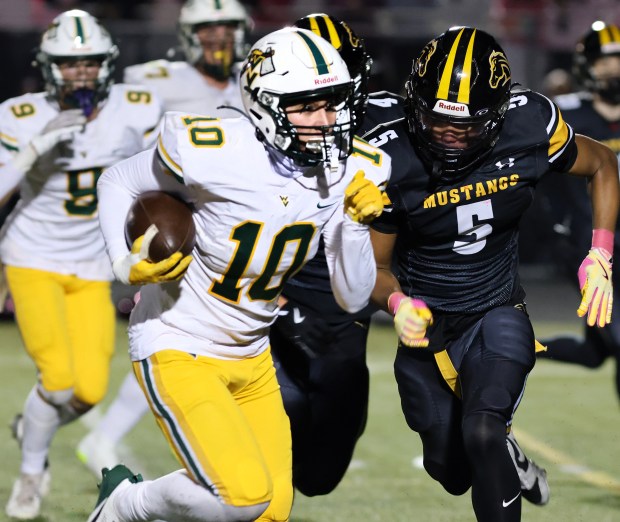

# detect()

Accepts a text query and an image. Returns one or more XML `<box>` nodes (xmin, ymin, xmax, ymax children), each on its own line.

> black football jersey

<box><xmin>280</xmin><ymin>93</ymin><xmax>404</xmax><ymax>319</ymax></box>
<box><xmin>545</xmin><ymin>92</ymin><xmax>620</xmax><ymax>273</ymax></box>
<box><xmin>363</xmin><ymin>88</ymin><xmax>577</xmax><ymax>346</ymax></box>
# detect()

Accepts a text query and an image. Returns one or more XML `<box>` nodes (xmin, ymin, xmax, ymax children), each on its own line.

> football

<box><xmin>124</xmin><ymin>191</ymin><xmax>196</xmax><ymax>262</ymax></box>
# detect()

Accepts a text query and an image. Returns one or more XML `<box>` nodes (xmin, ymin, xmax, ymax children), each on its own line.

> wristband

<box><xmin>592</xmin><ymin>228</ymin><xmax>614</xmax><ymax>257</ymax></box>
<box><xmin>388</xmin><ymin>292</ymin><xmax>406</xmax><ymax>315</ymax></box>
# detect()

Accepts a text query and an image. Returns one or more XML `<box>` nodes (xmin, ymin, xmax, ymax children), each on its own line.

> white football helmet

<box><xmin>240</xmin><ymin>27</ymin><xmax>355</xmax><ymax>167</ymax></box>
<box><xmin>178</xmin><ymin>0</ymin><xmax>249</xmax><ymax>80</ymax></box>
<box><xmin>35</xmin><ymin>9</ymin><xmax>118</xmax><ymax>115</ymax></box>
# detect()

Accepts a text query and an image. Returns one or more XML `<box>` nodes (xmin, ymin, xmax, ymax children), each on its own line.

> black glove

<box><xmin>273</xmin><ymin>301</ymin><xmax>333</xmax><ymax>359</ymax></box>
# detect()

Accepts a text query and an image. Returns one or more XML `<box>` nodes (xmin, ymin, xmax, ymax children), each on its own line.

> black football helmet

<box><xmin>406</xmin><ymin>26</ymin><xmax>511</xmax><ymax>179</ymax></box>
<box><xmin>294</xmin><ymin>13</ymin><xmax>371</xmax><ymax>131</ymax></box>
<box><xmin>574</xmin><ymin>22</ymin><xmax>620</xmax><ymax>104</ymax></box>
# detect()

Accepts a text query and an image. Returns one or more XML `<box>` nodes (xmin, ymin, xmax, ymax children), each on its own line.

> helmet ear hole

<box><xmin>407</xmin><ymin>26</ymin><xmax>512</xmax><ymax>180</ymax></box>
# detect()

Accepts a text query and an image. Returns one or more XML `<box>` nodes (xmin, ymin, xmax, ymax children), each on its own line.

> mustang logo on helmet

<box><xmin>416</xmin><ymin>40</ymin><xmax>437</xmax><ymax>78</ymax></box>
<box><xmin>489</xmin><ymin>50</ymin><xmax>510</xmax><ymax>89</ymax></box>
<box><xmin>342</xmin><ymin>21</ymin><xmax>361</xmax><ymax>49</ymax></box>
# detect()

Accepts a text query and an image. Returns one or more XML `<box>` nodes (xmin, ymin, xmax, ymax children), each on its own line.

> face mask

<box><xmin>596</xmin><ymin>76</ymin><xmax>620</xmax><ymax>105</ymax></box>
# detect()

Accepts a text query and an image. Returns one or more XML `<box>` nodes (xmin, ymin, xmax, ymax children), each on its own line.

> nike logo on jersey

<box><xmin>293</xmin><ymin>307</ymin><xmax>305</xmax><ymax>324</ymax></box>
<box><xmin>502</xmin><ymin>492</ymin><xmax>521</xmax><ymax>508</ymax></box>
<box><xmin>495</xmin><ymin>157</ymin><xmax>515</xmax><ymax>170</ymax></box>
<box><xmin>317</xmin><ymin>200</ymin><xmax>338</xmax><ymax>209</ymax></box>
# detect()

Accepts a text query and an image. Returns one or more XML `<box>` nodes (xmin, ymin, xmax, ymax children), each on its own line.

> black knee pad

<box><xmin>462</xmin><ymin>412</ymin><xmax>507</xmax><ymax>460</ymax></box>
<box><xmin>481</xmin><ymin>306</ymin><xmax>535</xmax><ymax>368</ymax></box>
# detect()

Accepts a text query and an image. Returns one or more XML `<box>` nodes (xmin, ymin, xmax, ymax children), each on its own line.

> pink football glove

<box><xmin>577</xmin><ymin>247</ymin><xmax>613</xmax><ymax>327</ymax></box>
<box><xmin>388</xmin><ymin>292</ymin><xmax>433</xmax><ymax>348</ymax></box>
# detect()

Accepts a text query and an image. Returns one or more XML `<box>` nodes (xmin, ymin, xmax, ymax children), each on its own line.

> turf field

<box><xmin>0</xmin><ymin>307</ymin><xmax>619</xmax><ymax>521</ymax></box>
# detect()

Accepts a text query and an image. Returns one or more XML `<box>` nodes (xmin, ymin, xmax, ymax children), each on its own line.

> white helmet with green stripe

<box><xmin>178</xmin><ymin>0</ymin><xmax>249</xmax><ymax>80</ymax></box>
<box><xmin>35</xmin><ymin>9</ymin><xmax>118</xmax><ymax>115</ymax></box>
<box><xmin>240</xmin><ymin>27</ymin><xmax>355</xmax><ymax>168</ymax></box>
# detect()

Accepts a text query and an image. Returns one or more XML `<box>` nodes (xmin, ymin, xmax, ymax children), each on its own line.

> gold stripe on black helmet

<box><xmin>304</xmin><ymin>14</ymin><xmax>342</xmax><ymax>51</ymax></box>
<box><xmin>436</xmin><ymin>28</ymin><xmax>476</xmax><ymax>104</ymax></box>
<box><xmin>598</xmin><ymin>24</ymin><xmax>620</xmax><ymax>46</ymax></box>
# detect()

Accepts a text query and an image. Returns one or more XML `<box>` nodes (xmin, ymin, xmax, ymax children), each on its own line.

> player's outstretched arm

<box><xmin>568</xmin><ymin>135</ymin><xmax>619</xmax><ymax>327</ymax></box>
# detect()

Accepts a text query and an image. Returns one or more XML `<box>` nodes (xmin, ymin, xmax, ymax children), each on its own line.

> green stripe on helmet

<box><xmin>297</xmin><ymin>31</ymin><xmax>330</xmax><ymax>75</ymax></box>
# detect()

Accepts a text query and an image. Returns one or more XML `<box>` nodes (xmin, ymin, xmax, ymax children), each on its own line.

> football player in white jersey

<box><xmin>123</xmin><ymin>0</ymin><xmax>249</xmax><ymax>116</ymax></box>
<box><xmin>87</xmin><ymin>27</ymin><xmax>390</xmax><ymax>522</ymax></box>
<box><xmin>0</xmin><ymin>10</ymin><xmax>163</xmax><ymax>520</ymax></box>
<box><xmin>76</xmin><ymin>0</ymin><xmax>251</xmax><ymax>476</ymax></box>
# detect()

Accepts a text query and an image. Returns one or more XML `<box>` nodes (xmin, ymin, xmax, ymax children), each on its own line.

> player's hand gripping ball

<box><xmin>125</xmin><ymin>191</ymin><xmax>196</xmax><ymax>262</ymax></box>
<box><xmin>114</xmin><ymin>191</ymin><xmax>196</xmax><ymax>285</ymax></box>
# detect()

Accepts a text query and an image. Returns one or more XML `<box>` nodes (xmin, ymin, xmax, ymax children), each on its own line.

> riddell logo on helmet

<box><xmin>434</xmin><ymin>100</ymin><xmax>471</xmax><ymax>116</ymax></box>
<box><xmin>315</xmin><ymin>75</ymin><xmax>339</xmax><ymax>85</ymax></box>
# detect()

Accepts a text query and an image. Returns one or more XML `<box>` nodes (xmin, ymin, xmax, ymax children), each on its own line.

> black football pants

<box><xmin>270</xmin><ymin>315</ymin><xmax>370</xmax><ymax>497</ymax></box>
<box><xmin>394</xmin><ymin>305</ymin><xmax>536</xmax><ymax>522</ymax></box>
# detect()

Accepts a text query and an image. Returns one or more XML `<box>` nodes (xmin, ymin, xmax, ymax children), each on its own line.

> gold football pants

<box><xmin>5</xmin><ymin>266</ymin><xmax>115</xmax><ymax>405</ymax></box>
<box><xmin>134</xmin><ymin>347</ymin><xmax>293</xmax><ymax>521</ymax></box>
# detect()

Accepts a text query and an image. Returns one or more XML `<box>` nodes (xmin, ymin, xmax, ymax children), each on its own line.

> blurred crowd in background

<box><xmin>1</xmin><ymin>1</ymin><xmax>619</xmax><ymax>100</ymax></box>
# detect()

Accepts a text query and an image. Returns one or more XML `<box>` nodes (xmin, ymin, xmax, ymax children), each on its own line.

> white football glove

<box><xmin>12</xmin><ymin>109</ymin><xmax>85</xmax><ymax>173</ymax></box>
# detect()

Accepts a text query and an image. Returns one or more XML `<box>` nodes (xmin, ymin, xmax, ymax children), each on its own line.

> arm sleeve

<box><xmin>322</xmin><ymin>210</ymin><xmax>376</xmax><ymax>313</ymax></box>
<box><xmin>97</xmin><ymin>147</ymin><xmax>190</xmax><ymax>263</ymax></box>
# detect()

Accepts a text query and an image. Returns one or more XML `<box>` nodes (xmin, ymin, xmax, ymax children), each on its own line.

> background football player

<box><xmin>76</xmin><ymin>0</ymin><xmax>251</xmax><ymax>475</ymax></box>
<box><xmin>538</xmin><ymin>22</ymin><xmax>620</xmax><ymax>407</ymax></box>
<box><xmin>362</xmin><ymin>26</ymin><xmax>618</xmax><ymax>522</ymax></box>
<box><xmin>87</xmin><ymin>27</ymin><xmax>389</xmax><ymax>522</ymax></box>
<box><xmin>267</xmin><ymin>13</ymin><xmax>379</xmax><ymax>498</ymax></box>
<box><xmin>123</xmin><ymin>0</ymin><xmax>249</xmax><ymax>115</ymax></box>
<box><xmin>0</xmin><ymin>9</ymin><xmax>163</xmax><ymax>520</ymax></box>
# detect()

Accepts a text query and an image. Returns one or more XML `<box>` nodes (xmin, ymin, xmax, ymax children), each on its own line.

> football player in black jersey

<box><xmin>362</xmin><ymin>27</ymin><xmax>619</xmax><ymax>522</ymax></box>
<box><xmin>538</xmin><ymin>22</ymin><xmax>620</xmax><ymax>404</ymax></box>
<box><xmin>268</xmin><ymin>13</ymin><xmax>395</xmax><ymax>497</ymax></box>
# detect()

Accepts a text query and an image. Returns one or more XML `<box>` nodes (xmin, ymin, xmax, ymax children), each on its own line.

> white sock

<box><xmin>95</xmin><ymin>372</ymin><xmax>150</xmax><ymax>445</ymax></box>
<box><xmin>21</xmin><ymin>386</ymin><xmax>61</xmax><ymax>475</ymax></box>
<box><xmin>115</xmin><ymin>469</ymin><xmax>267</xmax><ymax>522</ymax></box>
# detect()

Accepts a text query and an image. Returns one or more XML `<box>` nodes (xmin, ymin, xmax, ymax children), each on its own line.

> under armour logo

<box><xmin>279</xmin><ymin>195</ymin><xmax>289</xmax><ymax>207</ymax></box>
<box><xmin>495</xmin><ymin>158</ymin><xmax>515</xmax><ymax>170</ymax></box>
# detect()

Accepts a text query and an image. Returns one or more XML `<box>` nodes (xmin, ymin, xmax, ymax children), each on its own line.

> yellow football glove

<box><xmin>112</xmin><ymin>225</ymin><xmax>193</xmax><ymax>285</ymax></box>
<box><xmin>387</xmin><ymin>292</ymin><xmax>433</xmax><ymax>348</ymax></box>
<box><xmin>577</xmin><ymin>247</ymin><xmax>613</xmax><ymax>327</ymax></box>
<box><xmin>344</xmin><ymin>170</ymin><xmax>384</xmax><ymax>224</ymax></box>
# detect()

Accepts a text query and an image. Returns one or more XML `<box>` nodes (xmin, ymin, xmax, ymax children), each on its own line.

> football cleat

<box><xmin>77</xmin><ymin>431</ymin><xmax>122</xmax><ymax>478</ymax></box>
<box><xmin>506</xmin><ymin>431</ymin><xmax>550</xmax><ymax>506</ymax></box>
<box><xmin>87</xmin><ymin>464</ymin><xmax>143</xmax><ymax>522</ymax></box>
<box><xmin>5</xmin><ymin>472</ymin><xmax>47</xmax><ymax>519</ymax></box>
